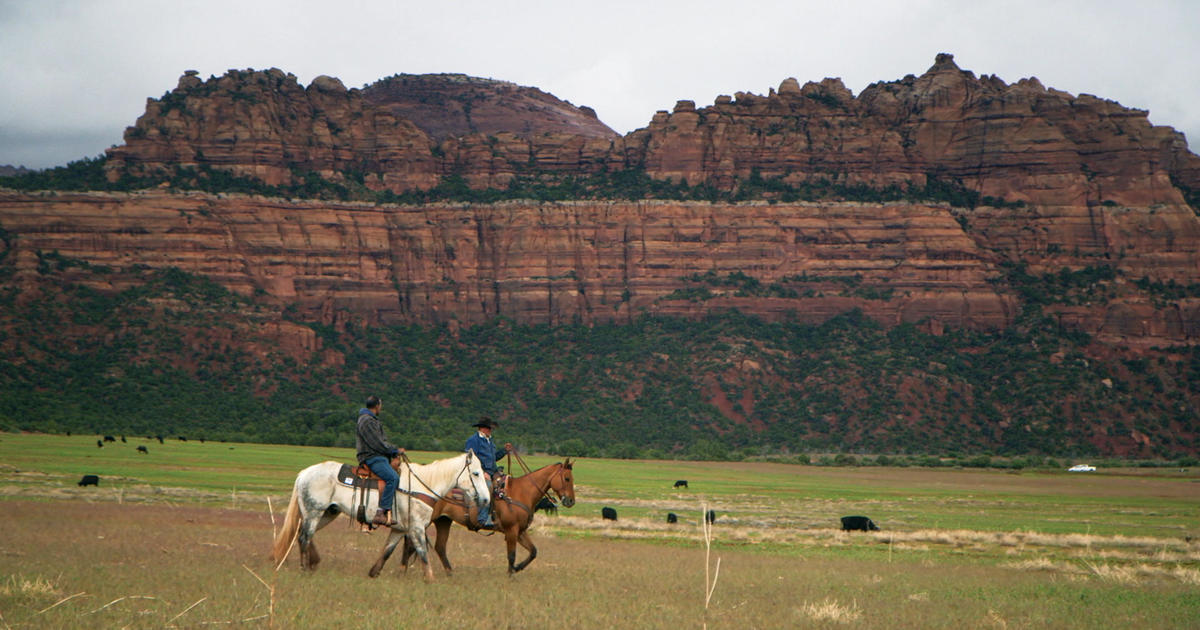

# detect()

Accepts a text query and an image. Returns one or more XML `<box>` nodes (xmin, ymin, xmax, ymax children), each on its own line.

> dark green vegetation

<box><xmin>0</xmin><ymin>156</ymin><xmax>1024</xmax><ymax>208</ymax></box>
<box><xmin>1</xmin><ymin>249</ymin><xmax>1197</xmax><ymax>460</ymax></box>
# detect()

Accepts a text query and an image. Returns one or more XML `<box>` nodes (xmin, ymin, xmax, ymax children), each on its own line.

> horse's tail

<box><xmin>271</xmin><ymin>485</ymin><xmax>302</xmax><ymax>564</ymax></box>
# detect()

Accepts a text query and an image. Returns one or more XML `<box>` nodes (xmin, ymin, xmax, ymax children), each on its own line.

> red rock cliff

<box><xmin>0</xmin><ymin>191</ymin><xmax>1013</xmax><ymax>328</ymax></box>
<box><xmin>6</xmin><ymin>55</ymin><xmax>1200</xmax><ymax>345</ymax></box>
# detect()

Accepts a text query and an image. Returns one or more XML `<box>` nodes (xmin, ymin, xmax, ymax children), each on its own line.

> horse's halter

<box><xmin>542</xmin><ymin>462</ymin><xmax>575</xmax><ymax>507</ymax></box>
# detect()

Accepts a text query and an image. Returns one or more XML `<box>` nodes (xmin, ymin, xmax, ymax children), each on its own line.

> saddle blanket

<box><xmin>336</xmin><ymin>463</ymin><xmax>377</xmax><ymax>490</ymax></box>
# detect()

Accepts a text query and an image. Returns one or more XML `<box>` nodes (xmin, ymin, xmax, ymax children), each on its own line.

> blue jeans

<box><xmin>478</xmin><ymin>475</ymin><xmax>495</xmax><ymax>526</ymax></box>
<box><xmin>364</xmin><ymin>456</ymin><xmax>399</xmax><ymax>512</ymax></box>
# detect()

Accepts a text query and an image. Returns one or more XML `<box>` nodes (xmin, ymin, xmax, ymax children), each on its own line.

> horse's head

<box><xmin>460</xmin><ymin>451</ymin><xmax>491</xmax><ymax>514</ymax></box>
<box><xmin>551</xmin><ymin>458</ymin><xmax>576</xmax><ymax>508</ymax></box>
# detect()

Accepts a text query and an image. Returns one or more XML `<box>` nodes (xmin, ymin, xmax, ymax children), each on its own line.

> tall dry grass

<box><xmin>2</xmin><ymin>499</ymin><xmax>1198</xmax><ymax>629</ymax></box>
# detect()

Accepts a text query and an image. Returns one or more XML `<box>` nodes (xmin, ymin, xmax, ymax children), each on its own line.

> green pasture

<box><xmin>1</xmin><ymin>432</ymin><xmax>1198</xmax><ymax>629</ymax></box>
<box><xmin>1</xmin><ymin>432</ymin><xmax>1197</xmax><ymax>539</ymax></box>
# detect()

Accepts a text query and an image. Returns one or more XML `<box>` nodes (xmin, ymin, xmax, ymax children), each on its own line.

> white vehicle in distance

<box><xmin>1068</xmin><ymin>464</ymin><xmax>1097</xmax><ymax>472</ymax></box>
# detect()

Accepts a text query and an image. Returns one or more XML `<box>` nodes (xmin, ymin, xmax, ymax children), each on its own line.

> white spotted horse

<box><xmin>271</xmin><ymin>452</ymin><xmax>490</xmax><ymax>581</ymax></box>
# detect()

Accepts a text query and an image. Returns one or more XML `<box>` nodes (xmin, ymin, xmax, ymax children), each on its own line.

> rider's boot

<box><xmin>372</xmin><ymin>508</ymin><xmax>395</xmax><ymax>527</ymax></box>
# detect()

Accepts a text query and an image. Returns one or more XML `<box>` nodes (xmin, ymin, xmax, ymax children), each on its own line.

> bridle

<box><xmin>396</xmin><ymin>451</ymin><xmax>481</xmax><ymax>505</ymax></box>
<box><xmin>507</xmin><ymin>450</ymin><xmax>573</xmax><ymax>509</ymax></box>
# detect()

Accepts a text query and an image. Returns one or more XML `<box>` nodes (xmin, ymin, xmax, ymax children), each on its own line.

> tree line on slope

<box><xmin>0</xmin><ymin>261</ymin><xmax>1196</xmax><ymax>463</ymax></box>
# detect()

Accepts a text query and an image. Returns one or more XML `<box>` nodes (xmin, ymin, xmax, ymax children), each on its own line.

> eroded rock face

<box><xmin>12</xmin><ymin>54</ymin><xmax>1200</xmax><ymax>345</ymax></box>
<box><xmin>0</xmin><ymin>191</ymin><xmax>1015</xmax><ymax>328</ymax></box>
<box><xmin>627</xmin><ymin>54</ymin><xmax>1200</xmax><ymax>200</ymax></box>
<box><xmin>105</xmin><ymin>68</ymin><xmax>441</xmax><ymax>192</ymax></box>
<box><xmin>363</xmin><ymin>73</ymin><xmax>617</xmax><ymax>142</ymax></box>
<box><xmin>103</xmin><ymin>57</ymin><xmax>1200</xmax><ymax>216</ymax></box>
<box><xmin>622</xmin><ymin>54</ymin><xmax>1200</xmax><ymax>278</ymax></box>
<box><xmin>2</xmin><ymin>186</ymin><xmax>1198</xmax><ymax>345</ymax></box>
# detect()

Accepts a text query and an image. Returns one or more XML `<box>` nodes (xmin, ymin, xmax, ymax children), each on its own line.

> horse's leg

<box><xmin>398</xmin><ymin>536</ymin><xmax>413</xmax><ymax>572</ymax></box>
<box><xmin>504</xmin><ymin>526</ymin><xmax>521</xmax><ymax>575</ymax></box>
<box><xmin>368</xmin><ymin>527</ymin><xmax>406</xmax><ymax>578</ymax></box>
<box><xmin>511</xmin><ymin>529</ymin><xmax>538</xmax><ymax>573</ymax></box>
<box><xmin>296</xmin><ymin>506</ymin><xmax>338</xmax><ymax>568</ymax></box>
<box><xmin>432</xmin><ymin>516</ymin><xmax>454</xmax><ymax>575</ymax></box>
<box><xmin>297</xmin><ymin>512</ymin><xmax>319</xmax><ymax>570</ymax></box>
<box><xmin>309</xmin><ymin>506</ymin><xmax>343</xmax><ymax>568</ymax></box>
<box><xmin>406</xmin><ymin>526</ymin><xmax>436</xmax><ymax>582</ymax></box>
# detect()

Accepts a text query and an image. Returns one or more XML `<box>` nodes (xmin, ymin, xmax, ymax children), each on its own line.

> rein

<box><xmin>398</xmin><ymin>452</ymin><xmax>473</xmax><ymax>505</ymax></box>
<box><xmin>503</xmin><ymin>451</ymin><xmax>566</xmax><ymax>512</ymax></box>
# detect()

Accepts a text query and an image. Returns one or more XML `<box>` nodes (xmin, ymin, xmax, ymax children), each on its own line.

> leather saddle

<box><xmin>338</xmin><ymin>456</ymin><xmax>401</xmax><ymax>496</ymax></box>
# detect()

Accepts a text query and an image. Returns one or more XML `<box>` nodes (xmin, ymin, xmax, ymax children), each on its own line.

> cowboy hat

<box><xmin>472</xmin><ymin>416</ymin><xmax>497</xmax><ymax>429</ymax></box>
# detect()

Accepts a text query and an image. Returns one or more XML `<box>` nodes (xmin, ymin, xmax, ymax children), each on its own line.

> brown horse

<box><xmin>376</xmin><ymin>459</ymin><xmax>575</xmax><ymax>576</ymax></box>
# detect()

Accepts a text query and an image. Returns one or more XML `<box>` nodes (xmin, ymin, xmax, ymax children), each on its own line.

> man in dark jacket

<box><xmin>356</xmin><ymin>395</ymin><xmax>403</xmax><ymax>526</ymax></box>
<box><xmin>465</xmin><ymin>416</ymin><xmax>510</xmax><ymax>529</ymax></box>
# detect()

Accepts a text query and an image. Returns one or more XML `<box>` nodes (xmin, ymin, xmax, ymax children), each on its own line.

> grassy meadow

<box><xmin>1</xmin><ymin>432</ymin><xmax>1197</xmax><ymax>628</ymax></box>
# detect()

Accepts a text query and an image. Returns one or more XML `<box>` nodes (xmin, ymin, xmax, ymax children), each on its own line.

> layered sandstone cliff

<box><xmin>102</xmin><ymin>56</ymin><xmax>1200</xmax><ymax>213</ymax></box>
<box><xmin>105</xmin><ymin>69</ymin><xmax>441</xmax><ymax>191</ymax></box>
<box><xmin>0</xmin><ymin>191</ymin><xmax>1013</xmax><ymax>329</ymax></box>
<box><xmin>7</xmin><ymin>54</ymin><xmax>1199</xmax><ymax>345</ymax></box>
<box><xmin>630</xmin><ymin>54</ymin><xmax>1200</xmax><ymax>203</ymax></box>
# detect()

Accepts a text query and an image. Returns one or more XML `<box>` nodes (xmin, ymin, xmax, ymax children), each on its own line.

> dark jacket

<box><xmin>356</xmin><ymin>408</ymin><xmax>398</xmax><ymax>464</ymax></box>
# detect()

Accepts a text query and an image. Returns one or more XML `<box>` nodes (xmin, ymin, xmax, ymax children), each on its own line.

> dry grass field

<box><xmin>1</xmin><ymin>433</ymin><xmax>1197</xmax><ymax>628</ymax></box>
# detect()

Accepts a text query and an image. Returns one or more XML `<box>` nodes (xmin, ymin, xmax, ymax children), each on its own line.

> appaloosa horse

<box><xmin>385</xmin><ymin>458</ymin><xmax>576</xmax><ymax>576</ymax></box>
<box><xmin>271</xmin><ymin>452</ymin><xmax>490</xmax><ymax>581</ymax></box>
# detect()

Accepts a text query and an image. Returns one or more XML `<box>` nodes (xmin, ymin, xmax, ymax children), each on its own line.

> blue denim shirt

<box><xmin>465</xmin><ymin>431</ymin><xmax>505</xmax><ymax>475</ymax></box>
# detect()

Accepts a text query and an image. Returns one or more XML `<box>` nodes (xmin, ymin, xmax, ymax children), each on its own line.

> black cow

<box><xmin>705</xmin><ymin>509</ymin><xmax>716</xmax><ymax>524</ymax></box>
<box><xmin>601</xmin><ymin>507</ymin><xmax>617</xmax><ymax>521</ymax></box>
<box><xmin>103</xmin><ymin>435</ymin><xmax>116</xmax><ymax>442</ymax></box>
<box><xmin>673</xmin><ymin>479</ymin><xmax>688</xmax><ymax>489</ymax></box>
<box><xmin>78</xmin><ymin>475</ymin><xmax>99</xmax><ymax>487</ymax></box>
<box><xmin>137</xmin><ymin>445</ymin><xmax>148</xmax><ymax>454</ymax></box>
<box><xmin>840</xmin><ymin>515</ymin><xmax>880</xmax><ymax>531</ymax></box>
<box><xmin>534</xmin><ymin>497</ymin><xmax>557</xmax><ymax>515</ymax></box>
<box><xmin>120</xmin><ymin>436</ymin><xmax>126</xmax><ymax>443</ymax></box>
<box><xmin>156</xmin><ymin>435</ymin><xmax>164</xmax><ymax>444</ymax></box>
<box><xmin>666</xmin><ymin>512</ymin><xmax>678</xmax><ymax>524</ymax></box>
<box><xmin>96</xmin><ymin>440</ymin><xmax>103</xmax><ymax>448</ymax></box>
<box><xmin>178</xmin><ymin>436</ymin><xmax>187</xmax><ymax>442</ymax></box>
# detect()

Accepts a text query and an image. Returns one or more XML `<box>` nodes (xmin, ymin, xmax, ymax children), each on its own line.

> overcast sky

<box><xmin>1</xmin><ymin>0</ymin><xmax>1197</xmax><ymax>169</ymax></box>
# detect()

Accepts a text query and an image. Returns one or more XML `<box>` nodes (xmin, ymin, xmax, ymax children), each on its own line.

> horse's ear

<box><xmin>563</xmin><ymin>457</ymin><xmax>573</xmax><ymax>468</ymax></box>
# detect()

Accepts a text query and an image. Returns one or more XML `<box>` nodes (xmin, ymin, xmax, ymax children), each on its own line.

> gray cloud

<box><xmin>2</xmin><ymin>0</ymin><xmax>1197</xmax><ymax>169</ymax></box>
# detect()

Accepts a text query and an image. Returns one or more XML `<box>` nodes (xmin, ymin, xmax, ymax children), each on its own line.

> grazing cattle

<box><xmin>96</xmin><ymin>440</ymin><xmax>103</xmax><ymax>448</ymax></box>
<box><xmin>120</xmin><ymin>436</ymin><xmax>126</xmax><ymax>443</ymax></box>
<box><xmin>534</xmin><ymin>497</ymin><xmax>558</xmax><ymax>515</ymax></box>
<box><xmin>103</xmin><ymin>435</ymin><xmax>116</xmax><ymax>442</ymax></box>
<box><xmin>137</xmin><ymin>445</ymin><xmax>148</xmax><ymax>454</ymax></box>
<box><xmin>156</xmin><ymin>435</ymin><xmax>164</xmax><ymax>444</ymax></box>
<box><xmin>78</xmin><ymin>475</ymin><xmax>99</xmax><ymax>487</ymax></box>
<box><xmin>840</xmin><ymin>515</ymin><xmax>880</xmax><ymax>532</ymax></box>
<box><xmin>666</xmin><ymin>512</ymin><xmax>678</xmax><ymax>524</ymax></box>
<box><xmin>705</xmin><ymin>509</ymin><xmax>716</xmax><ymax>524</ymax></box>
<box><xmin>673</xmin><ymin>479</ymin><xmax>688</xmax><ymax>488</ymax></box>
<box><xmin>178</xmin><ymin>436</ymin><xmax>187</xmax><ymax>442</ymax></box>
<box><xmin>601</xmin><ymin>507</ymin><xmax>617</xmax><ymax>521</ymax></box>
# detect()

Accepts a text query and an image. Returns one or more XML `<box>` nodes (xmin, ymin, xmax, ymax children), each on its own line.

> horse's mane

<box><xmin>403</xmin><ymin>452</ymin><xmax>472</xmax><ymax>492</ymax></box>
